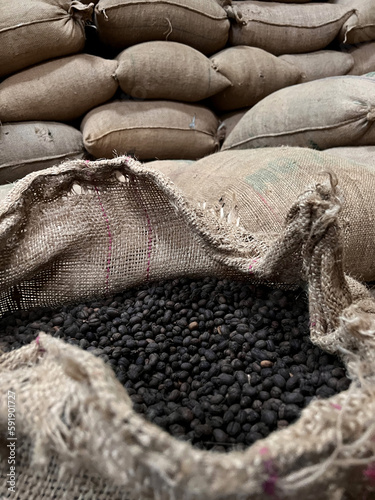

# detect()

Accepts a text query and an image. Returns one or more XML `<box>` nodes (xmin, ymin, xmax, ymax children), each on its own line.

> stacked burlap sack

<box><xmin>1</xmin><ymin>149</ymin><xmax>375</xmax><ymax>499</ymax></box>
<box><xmin>1</xmin><ymin>0</ymin><xmax>375</xmax><ymax>184</ymax></box>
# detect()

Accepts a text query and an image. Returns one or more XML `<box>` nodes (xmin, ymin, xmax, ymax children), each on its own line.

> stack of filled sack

<box><xmin>1</xmin><ymin>0</ymin><xmax>375</xmax><ymax>185</ymax></box>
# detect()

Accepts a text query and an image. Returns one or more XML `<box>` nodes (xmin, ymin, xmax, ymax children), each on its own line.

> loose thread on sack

<box><xmin>84</xmin><ymin>160</ymin><xmax>112</xmax><ymax>294</ymax></box>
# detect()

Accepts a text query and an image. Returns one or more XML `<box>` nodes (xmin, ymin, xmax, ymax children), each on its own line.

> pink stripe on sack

<box><xmin>84</xmin><ymin>160</ymin><xmax>112</xmax><ymax>294</ymax></box>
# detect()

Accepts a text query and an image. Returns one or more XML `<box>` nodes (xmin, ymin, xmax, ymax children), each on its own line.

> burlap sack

<box><xmin>0</xmin><ymin>55</ymin><xmax>118</xmax><ymax>122</ymax></box>
<box><xmin>81</xmin><ymin>101</ymin><xmax>220</xmax><ymax>160</ymax></box>
<box><xmin>95</xmin><ymin>0</ymin><xmax>229</xmax><ymax>55</ymax></box>
<box><xmin>0</xmin><ymin>152</ymin><xmax>375</xmax><ymax>499</ymax></box>
<box><xmin>279</xmin><ymin>51</ymin><xmax>354</xmax><ymax>83</ymax></box>
<box><xmin>115</xmin><ymin>42</ymin><xmax>230</xmax><ymax>102</ymax></box>
<box><xmin>331</xmin><ymin>0</ymin><xmax>375</xmax><ymax>44</ymax></box>
<box><xmin>227</xmin><ymin>1</ymin><xmax>355</xmax><ymax>55</ymax></box>
<box><xmin>348</xmin><ymin>42</ymin><xmax>375</xmax><ymax>75</ymax></box>
<box><xmin>222</xmin><ymin>75</ymin><xmax>375</xmax><ymax>151</ymax></box>
<box><xmin>323</xmin><ymin>146</ymin><xmax>375</xmax><ymax>168</ymax></box>
<box><xmin>209</xmin><ymin>46</ymin><xmax>301</xmax><ymax>111</ymax></box>
<box><xmin>219</xmin><ymin>110</ymin><xmax>249</xmax><ymax>140</ymax></box>
<box><xmin>0</xmin><ymin>122</ymin><xmax>85</xmax><ymax>184</ymax></box>
<box><xmin>0</xmin><ymin>0</ymin><xmax>93</xmax><ymax>78</ymax></box>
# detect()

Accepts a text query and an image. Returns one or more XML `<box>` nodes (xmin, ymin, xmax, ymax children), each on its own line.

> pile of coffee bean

<box><xmin>0</xmin><ymin>277</ymin><xmax>350</xmax><ymax>451</ymax></box>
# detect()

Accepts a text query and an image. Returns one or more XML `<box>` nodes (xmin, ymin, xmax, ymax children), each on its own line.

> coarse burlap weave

<box><xmin>0</xmin><ymin>152</ymin><xmax>375</xmax><ymax>499</ymax></box>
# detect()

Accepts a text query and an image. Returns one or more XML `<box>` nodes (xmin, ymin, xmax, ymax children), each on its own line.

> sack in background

<box><xmin>95</xmin><ymin>0</ymin><xmax>230</xmax><ymax>55</ymax></box>
<box><xmin>115</xmin><ymin>41</ymin><xmax>230</xmax><ymax>102</ymax></box>
<box><xmin>0</xmin><ymin>122</ymin><xmax>85</xmax><ymax>184</ymax></box>
<box><xmin>349</xmin><ymin>42</ymin><xmax>375</xmax><ymax>75</ymax></box>
<box><xmin>323</xmin><ymin>146</ymin><xmax>375</xmax><ymax>168</ymax></box>
<box><xmin>222</xmin><ymin>75</ymin><xmax>375</xmax><ymax>150</ymax></box>
<box><xmin>228</xmin><ymin>1</ymin><xmax>355</xmax><ymax>55</ymax></box>
<box><xmin>279</xmin><ymin>50</ymin><xmax>354</xmax><ymax>83</ymax></box>
<box><xmin>209</xmin><ymin>46</ymin><xmax>301</xmax><ymax>111</ymax></box>
<box><xmin>81</xmin><ymin>100</ymin><xmax>220</xmax><ymax>160</ymax></box>
<box><xmin>0</xmin><ymin>55</ymin><xmax>118</xmax><ymax>122</ymax></box>
<box><xmin>331</xmin><ymin>0</ymin><xmax>375</xmax><ymax>44</ymax></box>
<box><xmin>0</xmin><ymin>153</ymin><xmax>375</xmax><ymax>499</ymax></box>
<box><xmin>219</xmin><ymin>109</ymin><xmax>249</xmax><ymax>139</ymax></box>
<box><xmin>0</xmin><ymin>0</ymin><xmax>93</xmax><ymax>78</ymax></box>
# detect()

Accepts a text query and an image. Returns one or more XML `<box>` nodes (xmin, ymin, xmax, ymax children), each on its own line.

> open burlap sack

<box><xmin>227</xmin><ymin>1</ymin><xmax>355</xmax><ymax>55</ymax></box>
<box><xmin>0</xmin><ymin>0</ymin><xmax>93</xmax><ymax>78</ymax></box>
<box><xmin>331</xmin><ymin>0</ymin><xmax>375</xmax><ymax>44</ymax></box>
<box><xmin>81</xmin><ymin>101</ymin><xmax>220</xmax><ymax>160</ymax></box>
<box><xmin>348</xmin><ymin>42</ymin><xmax>375</xmax><ymax>75</ymax></box>
<box><xmin>115</xmin><ymin>42</ymin><xmax>230</xmax><ymax>102</ymax></box>
<box><xmin>209</xmin><ymin>46</ymin><xmax>301</xmax><ymax>111</ymax></box>
<box><xmin>1</xmin><ymin>153</ymin><xmax>375</xmax><ymax>499</ymax></box>
<box><xmin>1</xmin><ymin>148</ymin><xmax>375</xmax><ymax>316</ymax></box>
<box><xmin>222</xmin><ymin>75</ymin><xmax>375</xmax><ymax>151</ymax></box>
<box><xmin>0</xmin><ymin>55</ymin><xmax>118</xmax><ymax>123</ymax></box>
<box><xmin>0</xmin><ymin>122</ymin><xmax>85</xmax><ymax>185</ymax></box>
<box><xmin>279</xmin><ymin>51</ymin><xmax>354</xmax><ymax>83</ymax></box>
<box><xmin>95</xmin><ymin>0</ymin><xmax>229</xmax><ymax>55</ymax></box>
<box><xmin>323</xmin><ymin>146</ymin><xmax>375</xmax><ymax>168</ymax></box>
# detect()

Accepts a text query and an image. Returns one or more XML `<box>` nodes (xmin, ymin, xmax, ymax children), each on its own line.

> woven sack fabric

<box><xmin>0</xmin><ymin>154</ymin><xmax>375</xmax><ymax>499</ymax></box>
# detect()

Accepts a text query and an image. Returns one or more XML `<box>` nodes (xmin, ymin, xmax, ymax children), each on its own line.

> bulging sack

<box><xmin>115</xmin><ymin>41</ymin><xmax>231</xmax><ymax>102</ymax></box>
<box><xmin>279</xmin><ymin>50</ymin><xmax>354</xmax><ymax>83</ymax></box>
<box><xmin>95</xmin><ymin>0</ymin><xmax>230</xmax><ymax>55</ymax></box>
<box><xmin>222</xmin><ymin>75</ymin><xmax>375</xmax><ymax>151</ymax></box>
<box><xmin>0</xmin><ymin>122</ymin><xmax>84</xmax><ymax>184</ymax></box>
<box><xmin>228</xmin><ymin>1</ymin><xmax>355</xmax><ymax>55</ymax></box>
<box><xmin>0</xmin><ymin>0</ymin><xmax>93</xmax><ymax>78</ymax></box>
<box><xmin>209</xmin><ymin>46</ymin><xmax>301</xmax><ymax>111</ymax></box>
<box><xmin>0</xmin><ymin>55</ymin><xmax>118</xmax><ymax>122</ymax></box>
<box><xmin>81</xmin><ymin>100</ymin><xmax>220</xmax><ymax>160</ymax></box>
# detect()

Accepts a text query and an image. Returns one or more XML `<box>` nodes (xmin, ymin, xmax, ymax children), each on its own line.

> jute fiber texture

<box><xmin>222</xmin><ymin>75</ymin><xmax>375</xmax><ymax>151</ymax></box>
<box><xmin>0</xmin><ymin>0</ymin><xmax>93</xmax><ymax>78</ymax></box>
<box><xmin>0</xmin><ymin>161</ymin><xmax>375</xmax><ymax>499</ymax></box>
<box><xmin>115</xmin><ymin>41</ymin><xmax>231</xmax><ymax>102</ymax></box>
<box><xmin>227</xmin><ymin>1</ymin><xmax>355</xmax><ymax>55</ymax></box>
<box><xmin>0</xmin><ymin>122</ymin><xmax>85</xmax><ymax>184</ymax></box>
<box><xmin>0</xmin><ymin>55</ymin><xmax>118</xmax><ymax>123</ymax></box>
<box><xmin>95</xmin><ymin>0</ymin><xmax>230</xmax><ymax>55</ymax></box>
